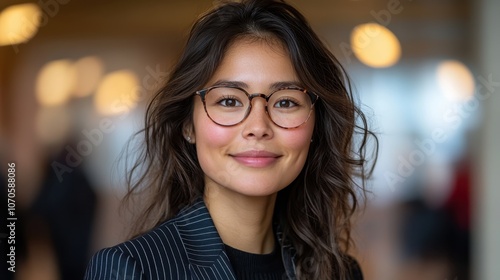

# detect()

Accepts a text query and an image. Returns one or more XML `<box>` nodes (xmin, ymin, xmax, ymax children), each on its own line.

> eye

<box><xmin>216</xmin><ymin>96</ymin><xmax>243</xmax><ymax>107</ymax></box>
<box><xmin>274</xmin><ymin>98</ymin><xmax>299</xmax><ymax>108</ymax></box>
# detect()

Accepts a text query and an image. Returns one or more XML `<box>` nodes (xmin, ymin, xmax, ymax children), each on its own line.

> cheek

<box><xmin>193</xmin><ymin>101</ymin><xmax>238</xmax><ymax>182</ymax></box>
<box><xmin>193</xmin><ymin>101</ymin><xmax>241</xmax><ymax>186</ymax></box>
<box><xmin>282</xmin><ymin>117</ymin><xmax>315</xmax><ymax>153</ymax></box>
<box><xmin>281</xmin><ymin>130</ymin><xmax>313</xmax><ymax>158</ymax></box>
<box><xmin>192</xmin><ymin>100</ymin><xmax>234</xmax><ymax>153</ymax></box>
<box><xmin>197</xmin><ymin>124</ymin><xmax>233</xmax><ymax>149</ymax></box>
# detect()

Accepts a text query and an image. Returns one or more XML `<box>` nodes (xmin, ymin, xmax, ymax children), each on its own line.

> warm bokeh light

<box><xmin>72</xmin><ymin>56</ymin><xmax>105</xmax><ymax>98</ymax></box>
<box><xmin>35</xmin><ymin>106</ymin><xmax>72</xmax><ymax>146</ymax></box>
<box><xmin>351</xmin><ymin>23</ymin><xmax>401</xmax><ymax>68</ymax></box>
<box><xmin>94</xmin><ymin>70</ymin><xmax>139</xmax><ymax>115</ymax></box>
<box><xmin>0</xmin><ymin>3</ymin><xmax>41</xmax><ymax>46</ymax></box>
<box><xmin>436</xmin><ymin>60</ymin><xmax>475</xmax><ymax>102</ymax></box>
<box><xmin>36</xmin><ymin>59</ymin><xmax>77</xmax><ymax>106</ymax></box>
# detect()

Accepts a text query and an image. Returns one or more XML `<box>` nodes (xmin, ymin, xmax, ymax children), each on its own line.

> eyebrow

<box><xmin>210</xmin><ymin>80</ymin><xmax>303</xmax><ymax>91</ymax></box>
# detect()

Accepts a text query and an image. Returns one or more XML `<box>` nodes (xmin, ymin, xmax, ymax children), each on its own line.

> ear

<box><xmin>182</xmin><ymin>121</ymin><xmax>195</xmax><ymax>144</ymax></box>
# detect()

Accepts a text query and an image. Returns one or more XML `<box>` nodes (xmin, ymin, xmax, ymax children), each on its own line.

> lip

<box><xmin>230</xmin><ymin>150</ymin><xmax>281</xmax><ymax>167</ymax></box>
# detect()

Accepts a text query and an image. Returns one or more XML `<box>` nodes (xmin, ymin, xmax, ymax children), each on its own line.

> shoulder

<box><xmin>84</xmin><ymin>210</ymin><xmax>193</xmax><ymax>280</ymax></box>
<box><xmin>85</xmin><ymin>220</ymin><xmax>189</xmax><ymax>280</ymax></box>
<box><xmin>85</xmin><ymin>246</ymin><xmax>142</xmax><ymax>280</ymax></box>
<box><xmin>84</xmin><ymin>199</ymin><xmax>218</xmax><ymax>280</ymax></box>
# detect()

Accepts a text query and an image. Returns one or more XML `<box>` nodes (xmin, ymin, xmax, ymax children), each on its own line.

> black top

<box><xmin>224</xmin><ymin>242</ymin><xmax>364</xmax><ymax>280</ymax></box>
<box><xmin>224</xmin><ymin>242</ymin><xmax>286</xmax><ymax>280</ymax></box>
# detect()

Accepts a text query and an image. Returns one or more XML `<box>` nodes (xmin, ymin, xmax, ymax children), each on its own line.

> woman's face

<box><xmin>191</xmin><ymin>39</ymin><xmax>315</xmax><ymax>197</ymax></box>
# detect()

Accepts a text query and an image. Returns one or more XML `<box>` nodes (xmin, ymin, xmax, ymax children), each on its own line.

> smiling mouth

<box><xmin>230</xmin><ymin>151</ymin><xmax>281</xmax><ymax>168</ymax></box>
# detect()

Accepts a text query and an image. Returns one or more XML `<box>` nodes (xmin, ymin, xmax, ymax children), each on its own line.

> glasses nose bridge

<box><xmin>247</xmin><ymin>92</ymin><xmax>270</xmax><ymax>113</ymax></box>
<box><xmin>248</xmin><ymin>93</ymin><xmax>269</xmax><ymax>104</ymax></box>
<box><xmin>245</xmin><ymin>92</ymin><xmax>271</xmax><ymax>121</ymax></box>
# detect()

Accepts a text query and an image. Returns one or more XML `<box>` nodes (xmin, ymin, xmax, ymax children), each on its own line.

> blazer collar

<box><xmin>174</xmin><ymin>198</ymin><xmax>227</xmax><ymax>263</ymax></box>
<box><xmin>174</xmin><ymin>198</ymin><xmax>237</xmax><ymax>279</ymax></box>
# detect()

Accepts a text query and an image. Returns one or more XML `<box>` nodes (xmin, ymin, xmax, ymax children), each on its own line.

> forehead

<box><xmin>207</xmin><ymin>38</ymin><xmax>298</xmax><ymax>88</ymax></box>
<box><xmin>224</xmin><ymin>36</ymin><xmax>289</xmax><ymax>61</ymax></box>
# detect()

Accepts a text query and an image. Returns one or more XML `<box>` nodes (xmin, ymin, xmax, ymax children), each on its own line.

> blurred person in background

<box><xmin>85</xmin><ymin>0</ymin><xmax>377</xmax><ymax>279</ymax></box>
<box><xmin>398</xmin><ymin>154</ymin><xmax>471</xmax><ymax>280</ymax></box>
<box><xmin>29</xmin><ymin>137</ymin><xmax>97</xmax><ymax>280</ymax></box>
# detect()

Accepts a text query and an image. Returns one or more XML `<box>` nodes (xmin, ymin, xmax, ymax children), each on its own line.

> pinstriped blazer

<box><xmin>85</xmin><ymin>198</ymin><xmax>296</xmax><ymax>279</ymax></box>
<box><xmin>85</xmin><ymin>198</ymin><xmax>363</xmax><ymax>280</ymax></box>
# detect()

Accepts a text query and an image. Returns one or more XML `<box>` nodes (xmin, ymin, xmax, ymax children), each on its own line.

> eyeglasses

<box><xmin>195</xmin><ymin>85</ymin><xmax>319</xmax><ymax>129</ymax></box>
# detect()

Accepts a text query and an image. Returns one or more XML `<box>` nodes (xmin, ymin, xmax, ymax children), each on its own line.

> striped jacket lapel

<box><xmin>174</xmin><ymin>199</ymin><xmax>237</xmax><ymax>280</ymax></box>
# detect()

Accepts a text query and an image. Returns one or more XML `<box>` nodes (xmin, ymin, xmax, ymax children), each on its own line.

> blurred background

<box><xmin>0</xmin><ymin>0</ymin><xmax>499</xmax><ymax>279</ymax></box>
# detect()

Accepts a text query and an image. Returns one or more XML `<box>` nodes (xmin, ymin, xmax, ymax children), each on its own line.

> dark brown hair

<box><xmin>124</xmin><ymin>0</ymin><xmax>378</xmax><ymax>279</ymax></box>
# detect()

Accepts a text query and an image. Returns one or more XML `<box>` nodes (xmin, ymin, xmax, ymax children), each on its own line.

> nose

<box><xmin>241</xmin><ymin>97</ymin><xmax>274</xmax><ymax>140</ymax></box>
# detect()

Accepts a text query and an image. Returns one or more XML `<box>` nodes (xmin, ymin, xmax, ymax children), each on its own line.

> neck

<box><xmin>204</xmin><ymin>185</ymin><xmax>277</xmax><ymax>254</ymax></box>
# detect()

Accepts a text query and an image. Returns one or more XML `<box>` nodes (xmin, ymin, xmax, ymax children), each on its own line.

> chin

<box><xmin>229</xmin><ymin>183</ymin><xmax>286</xmax><ymax>198</ymax></box>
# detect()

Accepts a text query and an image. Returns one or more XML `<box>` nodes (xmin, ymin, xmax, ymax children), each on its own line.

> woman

<box><xmin>85</xmin><ymin>0</ymin><xmax>377</xmax><ymax>279</ymax></box>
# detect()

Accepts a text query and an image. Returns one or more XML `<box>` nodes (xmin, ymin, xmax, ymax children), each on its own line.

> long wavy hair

<box><xmin>124</xmin><ymin>0</ymin><xmax>378</xmax><ymax>279</ymax></box>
